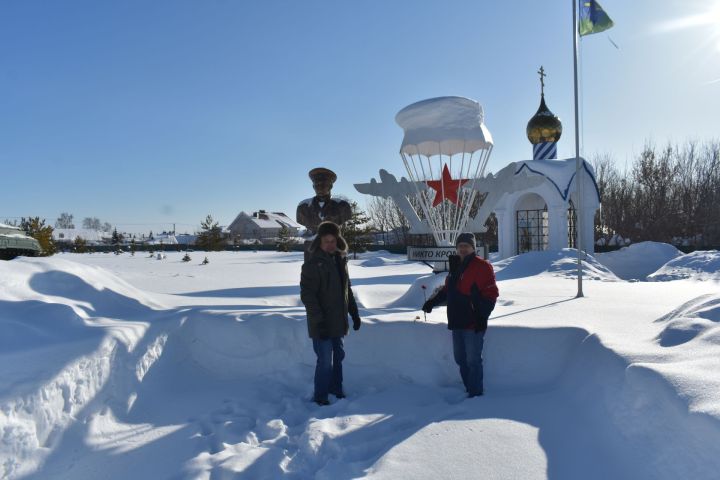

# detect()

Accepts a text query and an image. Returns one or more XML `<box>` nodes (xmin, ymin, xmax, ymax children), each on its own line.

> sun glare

<box><xmin>657</xmin><ymin>3</ymin><xmax>720</xmax><ymax>52</ymax></box>
<box><xmin>707</xmin><ymin>5</ymin><xmax>720</xmax><ymax>52</ymax></box>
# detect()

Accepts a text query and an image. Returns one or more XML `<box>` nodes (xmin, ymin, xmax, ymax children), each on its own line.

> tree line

<box><xmin>592</xmin><ymin>140</ymin><xmax>720</xmax><ymax>247</ymax></box>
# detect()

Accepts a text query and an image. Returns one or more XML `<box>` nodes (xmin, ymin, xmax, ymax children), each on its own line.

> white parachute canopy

<box><xmin>396</xmin><ymin>96</ymin><xmax>493</xmax><ymax>157</ymax></box>
<box><xmin>395</xmin><ymin>96</ymin><xmax>494</xmax><ymax>246</ymax></box>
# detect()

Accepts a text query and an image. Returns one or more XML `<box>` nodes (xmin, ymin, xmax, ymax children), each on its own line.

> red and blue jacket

<box><xmin>429</xmin><ymin>255</ymin><xmax>499</xmax><ymax>331</ymax></box>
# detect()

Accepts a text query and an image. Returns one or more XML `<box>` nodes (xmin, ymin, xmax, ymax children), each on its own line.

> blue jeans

<box><xmin>452</xmin><ymin>329</ymin><xmax>485</xmax><ymax>396</ymax></box>
<box><xmin>312</xmin><ymin>337</ymin><xmax>345</xmax><ymax>401</ymax></box>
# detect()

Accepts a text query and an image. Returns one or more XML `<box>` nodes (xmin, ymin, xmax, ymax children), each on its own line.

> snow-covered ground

<box><xmin>1</xmin><ymin>245</ymin><xmax>719</xmax><ymax>479</ymax></box>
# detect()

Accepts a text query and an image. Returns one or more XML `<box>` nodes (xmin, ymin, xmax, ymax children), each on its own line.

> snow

<box><xmin>514</xmin><ymin>158</ymin><xmax>600</xmax><ymax>202</ymax></box>
<box><xmin>53</xmin><ymin>229</ymin><xmax>110</xmax><ymax>243</ymax></box>
<box><xmin>494</xmin><ymin>248</ymin><xmax>618</xmax><ymax>281</ymax></box>
<box><xmin>146</xmin><ymin>234</ymin><xmax>179</xmax><ymax>245</ymax></box>
<box><xmin>233</xmin><ymin>211</ymin><xmax>304</xmax><ymax>230</ymax></box>
<box><xmin>595</xmin><ymin>241</ymin><xmax>683</xmax><ymax>280</ymax></box>
<box><xmin>395</xmin><ymin>96</ymin><xmax>493</xmax><ymax>157</ymax></box>
<box><xmin>298</xmin><ymin>196</ymin><xmax>352</xmax><ymax>208</ymax></box>
<box><xmin>0</xmin><ymin>224</ymin><xmax>32</xmax><ymax>240</ymax></box>
<box><xmin>1</xmin><ymin>245</ymin><xmax>719</xmax><ymax>479</ymax></box>
<box><xmin>648</xmin><ymin>250</ymin><xmax>720</xmax><ymax>282</ymax></box>
<box><xmin>0</xmin><ymin>233</ymin><xmax>33</xmax><ymax>240</ymax></box>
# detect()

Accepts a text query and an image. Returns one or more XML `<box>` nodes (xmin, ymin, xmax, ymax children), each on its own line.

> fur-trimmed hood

<box><xmin>308</xmin><ymin>221</ymin><xmax>348</xmax><ymax>254</ymax></box>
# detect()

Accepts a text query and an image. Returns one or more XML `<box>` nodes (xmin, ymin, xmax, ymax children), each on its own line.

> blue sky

<box><xmin>1</xmin><ymin>0</ymin><xmax>718</xmax><ymax>234</ymax></box>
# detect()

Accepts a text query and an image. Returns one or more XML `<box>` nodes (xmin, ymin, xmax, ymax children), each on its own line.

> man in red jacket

<box><xmin>422</xmin><ymin>233</ymin><xmax>499</xmax><ymax>397</ymax></box>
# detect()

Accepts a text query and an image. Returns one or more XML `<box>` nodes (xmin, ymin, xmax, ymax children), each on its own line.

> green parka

<box><xmin>300</xmin><ymin>237</ymin><xmax>359</xmax><ymax>339</ymax></box>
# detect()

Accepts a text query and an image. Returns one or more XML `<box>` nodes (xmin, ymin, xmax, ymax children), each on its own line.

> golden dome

<box><xmin>526</xmin><ymin>94</ymin><xmax>562</xmax><ymax>145</ymax></box>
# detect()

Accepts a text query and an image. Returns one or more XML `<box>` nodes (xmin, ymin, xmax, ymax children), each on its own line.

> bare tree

<box><xmin>55</xmin><ymin>212</ymin><xmax>74</xmax><ymax>229</ymax></box>
<box><xmin>82</xmin><ymin>217</ymin><xmax>102</xmax><ymax>230</ymax></box>
<box><xmin>366</xmin><ymin>196</ymin><xmax>411</xmax><ymax>245</ymax></box>
<box><xmin>592</xmin><ymin>140</ymin><xmax>720</xmax><ymax>247</ymax></box>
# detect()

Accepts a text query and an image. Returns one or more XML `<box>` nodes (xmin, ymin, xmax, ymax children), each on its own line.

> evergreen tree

<box><xmin>111</xmin><ymin>228</ymin><xmax>121</xmax><ymax>245</ymax></box>
<box><xmin>130</xmin><ymin>239</ymin><xmax>136</xmax><ymax>256</ymax></box>
<box><xmin>276</xmin><ymin>224</ymin><xmax>292</xmax><ymax>252</ymax></box>
<box><xmin>21</xmin><ymin>217</ymin><xmax>56</xmax><ymax>256</ymax></box>
<box><xmin>196</xmin><ymin>214</ymin><xmax>225</xmax><ymax>251</ymax></box>
<box><xmin>111</xmin><ymin>228</ymin><xmax>123</xmax><ymax>253</ymax></box>
<box><xmin>73</xmin><ymin>236</ymin><xmax>88</xmax><ymax>253</ymax></box>
<box><xmin>182</xmin><ymin>252</ymin><xmax>192</xmax><ymax>262</ymax></box>
<box><xmin>343</xmin><ymin>202</ymin><xmax>372</xmax><ymax>259</ymax></box>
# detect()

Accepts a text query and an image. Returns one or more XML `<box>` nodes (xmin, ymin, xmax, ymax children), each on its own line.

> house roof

<box><xmin>53</xmin><ymin>229</ymin><xmax>111</xmax><ymax>242</ymax></box>
<box><xmin>147</xmin><ymin>234</ymin><xmax>179</xmax><ymax>245</ymax></box>
<box><xmin>514</xmin><ymin>158</ymin><xmax>601</xmax><ymax>203</ymax></box>
<box><xmin>230</xmin><ymin>211</ymin><xmax>302</xmax><ymax>230</ymax></box>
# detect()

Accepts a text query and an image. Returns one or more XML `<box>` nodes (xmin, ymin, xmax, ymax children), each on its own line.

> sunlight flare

<box><xmin>655</xmin><ymin>2</ymin><xmax>720</xmax><ymax>52</ymax></box>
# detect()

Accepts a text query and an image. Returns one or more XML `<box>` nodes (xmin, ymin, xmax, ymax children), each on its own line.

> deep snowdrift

<box><xmin>649</xmin><ymin>250</ymin><xmax>720</xmax><ymax>282</ymax></box>
<box><xmin>594</xmin><ymin>241</ymin><xmax>683</xmax><ymax>280</ymax></box>
<box><xmin>493</xmin><ymin>248</ymin><xmax>618</xmax><ymax>281</ymax></box>
<box><xmin>1</xmin><ymin>250</ymin><xmax>719</xmax><ymax>479</ymax></box>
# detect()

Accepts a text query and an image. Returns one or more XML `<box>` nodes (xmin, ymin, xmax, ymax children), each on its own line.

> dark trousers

<box><xmin>312</xmin><ymin>337</ymin><xmax>345</xmax><ymax>401</ymax></box>
<box><xmin>452</xmin><ymin>329</ymin><xmax>485</xmax><ymax>396</ymax></box>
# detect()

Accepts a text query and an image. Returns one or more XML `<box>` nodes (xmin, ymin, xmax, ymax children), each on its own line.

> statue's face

<box><xmin>312</xmin><ymin>175</ymin><xmax>333</xmax><ymax>197</ymax></box>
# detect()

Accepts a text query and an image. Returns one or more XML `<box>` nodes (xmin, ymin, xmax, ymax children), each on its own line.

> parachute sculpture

<box><xmin>395</xmin><ymin>96</ymin><xmax>494</xmax><ymax>246</ymax></box>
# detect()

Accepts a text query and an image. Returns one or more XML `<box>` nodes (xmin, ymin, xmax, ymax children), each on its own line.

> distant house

<box><xmin>228</xmin><ymin>210</ymin><xmax>303</xmax><ymax>243</ymax></box>
<box><xmin>175</xmin><ymin>234</ymin><xmax>198</xmax><ymax>246</ymax></box>
<box><xmin>145</xmin><ymin>233</ymin><xmax>179</xmax><ymax>245</ymax></box>
<box><xmin>53</xmin><ymin>229</ymin><xmax>111</xmax><ymax>246</ymax></box>
<box><xmin>145</xmin><ymin>233</ymin><xmax>200</xmax><ymax>247</ymax></box>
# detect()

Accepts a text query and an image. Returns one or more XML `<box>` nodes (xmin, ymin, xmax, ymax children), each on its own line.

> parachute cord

<box><xmin>402</xmin><ymin>152</ymin><xmax>439</xmax><ymax>245</ymax></box>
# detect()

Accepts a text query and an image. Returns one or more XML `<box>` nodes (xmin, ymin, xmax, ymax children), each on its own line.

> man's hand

<box><xmin>352</xmin><ymin>316</ymin><xmax>361</xmax><ymax>331</ymax></box>
<box><xmin>421</xmin><ymin>300</ymin><xmax>433</xmax><ymax>314</ymax></box>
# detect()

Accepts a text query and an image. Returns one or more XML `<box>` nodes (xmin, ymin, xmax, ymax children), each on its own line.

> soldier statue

<box><xmin>296</xmin><ymin>167</ymin><xmax>352</xmax><ymax>235</ymax></box>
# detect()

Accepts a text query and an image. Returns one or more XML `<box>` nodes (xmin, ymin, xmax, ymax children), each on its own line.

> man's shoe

<box><xmin>467</xmin><ymin>392</ymin><xmax>484</xmax><ymax>398</ymax></box>
<box><xmin>331</xmin><ymin>391</ymin><xmax>346</xmax><ymax>399</ymax></box>
<box><xmin>313</xmin><ymin>397</ymin><xmax>330</xmax><ymax>406</ymax></box>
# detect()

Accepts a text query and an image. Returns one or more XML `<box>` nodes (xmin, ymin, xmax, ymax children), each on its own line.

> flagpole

<box><xmin>572</xmin><ymin>0</ymin><xmax>584</xmax><ymax>298</ymax></box>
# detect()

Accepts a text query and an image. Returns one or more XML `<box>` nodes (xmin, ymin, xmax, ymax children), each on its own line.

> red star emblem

<box><xmin>425</xmin><ymin>164</ymin><xmax>469</xmax><ymax>206</ymax></box>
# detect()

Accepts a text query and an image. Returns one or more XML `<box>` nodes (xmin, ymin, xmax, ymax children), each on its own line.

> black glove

<box><xmin>470</xmin><ymin>284</ymin><xmax>495</xmax><ymax>333</ymax></box>
<box><xmin>352</xmin><ymin>316</ymin><xmax>361</xmax><ymax>331</ymax></box>
<box><xmin>422</xmin><ymin>300</ymin><xmax>433</xmax><ymax>313</ymax></box>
